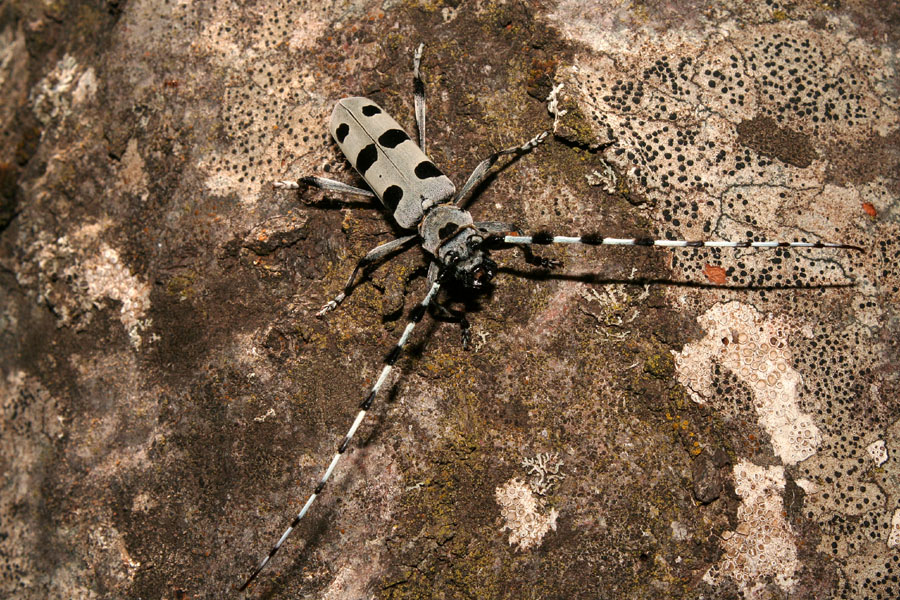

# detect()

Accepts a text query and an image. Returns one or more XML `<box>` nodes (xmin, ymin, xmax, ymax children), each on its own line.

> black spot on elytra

<box><xmin>438</xmin><ymin>224</ymin><xmax>457</xmax><ymax>239</ymax></box>
<box><xmin>383</xmin><ymin>185</ymin><xmax>403</xmax><ymax>211</ymax></box>
<box><xmin>361</xmin><ymin>104</ymin><xmax>382</xmax><ymax>116</ymax></box>
<box><xmin>378</xmin><ymin>129</ymin><xmax>410</xmax><ymax>148</ymax></box>
<box><xmin>356</xmin><ymin>144</ymin><xmax>378</xmax><ymax>175</ymax></box>
<box><xmin>335</xmin><ymin>123</ymin><xmax>349</xmax><ymax>143</ymax></box>
<box><xmin>414</xmin><ymin>161</ymin><xmax>443</xmax><ymax>179</ymax></box>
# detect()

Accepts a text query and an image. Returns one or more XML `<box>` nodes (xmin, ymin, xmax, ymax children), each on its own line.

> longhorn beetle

<box><xmin>239</xmin><ymin>44</ymin><xmax>862</xmax><ymax>591</ymax></box>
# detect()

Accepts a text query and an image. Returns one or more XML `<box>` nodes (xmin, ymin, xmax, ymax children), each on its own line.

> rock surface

<box><xmin>1</xmin><ymin>1</ymin><xmax>898</xmax><ymax>599</ymax></box>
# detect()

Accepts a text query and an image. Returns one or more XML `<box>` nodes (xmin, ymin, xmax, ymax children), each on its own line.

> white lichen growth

<box><xmin>495</xmin><ymin>478</ymin><xmax>558</xmax><ymax>551</ymax></box>
<box><xmin>546</xmin><ymin>83</ymin><xmax>568</xmax><ymax>132</ymax></box>
<box><xmin>794</xmin><ymin>478</ymin><xmax>818</xmax><ymax>495</ymax></box>
<box><xmin>522</xmin><ymin>452</ymin><xmax>565</xmax><ymax>496</ymax></box>
<box><xmin>81</xmin><ymin>243</ymin><xmax>152</xmax><ymax>348</ymax></box>
<box><xmin>585</xmin><ymin>162</ymin><xmax>619</xmax><ymax>195</ymax></box>
<box><xmin>866</xmin><ymin>439</ymin><xmax>888</xmax><ymax>467</ymax></box>
<box><xmin>888</xmin><ymin>510</ymin><xmax>900</xmax><ymax>549</ymax></box>
<box><xmin>88</xmin><ymin>525</ymin><xmax>141</xmax><ymax>584</ymax></box>
<box><xmin>30</xmin><ymin>53</ymin><xmax>95</xmax><ymax>126</ymax></box>
<box><xmin>704</xmin><ymin>461</ymin><xmax>800</xmax><ymax>598</ymax></box>
<box><xmin>672</xmin><ymin>301</ymin><xmax>820</xmax><ymax>465</ymax></box>
<box><xmin>16</xmin><ymin>223</ymin><xmax>152</xmax><ymax>349</ymax></box>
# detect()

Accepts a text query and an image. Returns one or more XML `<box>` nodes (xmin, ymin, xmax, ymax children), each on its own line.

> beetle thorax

<box><xmin>419</xmin><ymin>205</ymin><xmax>496</xmax><ymax>289</ymax></box>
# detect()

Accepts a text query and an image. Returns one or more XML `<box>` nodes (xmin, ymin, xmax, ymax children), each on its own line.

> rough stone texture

<box><xmin>0</xmin><ymin>1</ymin><xmax>898</xmax><ymax>599</ymax></box>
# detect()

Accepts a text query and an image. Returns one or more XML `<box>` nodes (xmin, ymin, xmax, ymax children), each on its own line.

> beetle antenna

<box><xmin>489</xmin><ymin>230</ymin><xmax>863</xmax><ymax>252</ymax></box>
<box><xmin>238</xmin><ymin>280</ymin><xmax>442</xmax><ymax>592</ymax></box>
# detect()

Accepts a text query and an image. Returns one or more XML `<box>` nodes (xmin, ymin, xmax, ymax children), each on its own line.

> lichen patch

<box><xmin>495</xmin><ymin>477</ymin><xmax>558</xmax><ymax>551</ymax></box>
<box><xmin>888</xmin><ymin>510</ymin><xmax>900</xmax><ymax>549</ymax></box>
<box><xmin>81</xmin><ymin>243</ymin><xmax>152</xmax><ymax>348</ymax></box>
<box><xmin>866</xmin><ymin>439</ymin><xmax>888</xmax><ymax>467</ymax></box>
<box><xmin>29</xmin><ymin>53</ymin><xmax>97</xmax><ymax>128</ymax></box>
<box><xmin>15</xmin><ymin>221</ymin><xmax>152</xmax><ymax>348</ymax></box>
<box><xmin>672</xmin><ymin>301</ymin><xmax>820</xmax><ymax>465</ymax></box>
<box><xmin>30</xmin><ymin>54</ymin><xmax>81</xmax><ymax>125</ymax></box>
<box><xmin>189</xmin><ymin>2</ymin><xmax>380</xmax><ymax>201</ymax></box>
<box><xmin>548</xmin><ymin>10</ymin><xmax>891</xmax><ymax>293</ymax></box>
<box><xmin>522</xmin><ymin>452</ymin><xmax>566</xmax><ymax>496</ymax></box>
<box><xmin>704</xmin><ymin>461</ymin><xmax>800</xmax><ymax>597</ymax></box>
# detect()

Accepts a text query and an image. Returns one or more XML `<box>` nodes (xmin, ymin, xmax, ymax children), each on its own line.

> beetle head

<box><xmin>441</xmin><ymin>231</ymin><xmax>497</xmax><ymax>290</ymax></box>
<box><xmin>419</xmin><ymin>205</ymin><xmax>497</xmax><ymax>290</ymax></box>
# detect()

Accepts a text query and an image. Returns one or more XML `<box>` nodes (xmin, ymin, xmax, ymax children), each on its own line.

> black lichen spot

<box><xmin>383</xmin><ymin>185</ymin><xmax>403</xmax><ymax>211</ymax></box>
<box><xmin>378</xmin><ymin>128</ymin><xmax>410</xmax><ymax>149</ymax></box>
<box><xmin>361</xmin><ymin>104</ymin><xmax>382</xmax><ymax>117</ymax></box>
<box><xmin>414</xmin><ymin>160</ymin><xmax>443</xmax><ymax>179</ymax></box>
<box><xmin>356</xmin><ymin>144</ymin><xmax>378</xmax><ymax>175</ymax></box>
<box><xmin>335</xmin><ymin>123</ymin><xmax>350</xmax><ymax>143</ymax></box>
